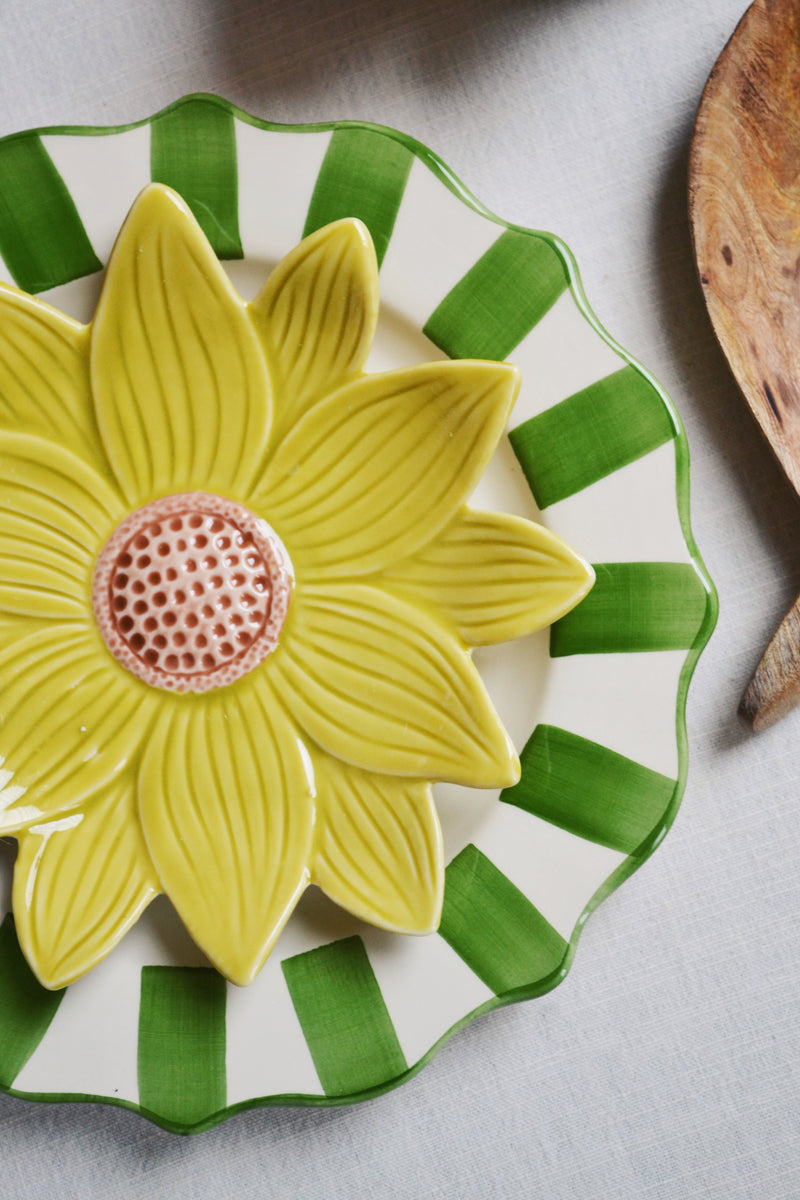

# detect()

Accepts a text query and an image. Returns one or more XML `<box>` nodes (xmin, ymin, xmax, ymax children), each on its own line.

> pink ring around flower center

<box><xmin>93</xmin><ymin>493</ymin><xmax>293</xmax><ymax>693</ymax></box>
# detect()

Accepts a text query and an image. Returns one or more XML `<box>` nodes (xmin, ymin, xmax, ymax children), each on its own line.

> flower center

<box><xmin>93</xmin><ymin>493</ymin><xmax>292</xmax><ymax>693</ymax></box>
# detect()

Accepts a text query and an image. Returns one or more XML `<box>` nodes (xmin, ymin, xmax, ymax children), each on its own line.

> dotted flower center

<box><xmin>93</xmin><ymin>493</ymin><xmax>292</xmax><ymax>692</ymax></box>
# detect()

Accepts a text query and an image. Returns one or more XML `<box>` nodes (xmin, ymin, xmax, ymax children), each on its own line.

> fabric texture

<box><xmin>0</xmin><ymin>0</ymin><xmax>798</xmax><ymax>1196</ymax></box>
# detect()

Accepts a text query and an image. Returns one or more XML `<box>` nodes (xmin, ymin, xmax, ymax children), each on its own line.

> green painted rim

<box><xmin>0</xmin><ymin>93</ymin><xmax>718</xmax><ymax>1134</ymax></box>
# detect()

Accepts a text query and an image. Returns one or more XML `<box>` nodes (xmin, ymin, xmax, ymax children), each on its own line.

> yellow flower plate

<box><xmin>0</xmin><ymin>95</ymin><xmax>716</xmax><ymax>1132</ymax></box>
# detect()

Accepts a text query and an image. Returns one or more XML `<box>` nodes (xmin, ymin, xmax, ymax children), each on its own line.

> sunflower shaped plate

<box><xmin>0</xmin><ymin>95</ymin><xmax>716</xmax><ymax>1132</ymax></box>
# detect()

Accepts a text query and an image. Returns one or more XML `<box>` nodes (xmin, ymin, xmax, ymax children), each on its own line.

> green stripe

<box><xmin>438</xmin><ymin>845</ymin><xmax>567</xmax><ymax>995</ymax></box>
<box><xmin>501</xmin><ymin>725</ymin><xmax>676</xmax><ymax>855</ymax></box>
<box><xmin>508</xmin><ymin>366</ymin><xmax>677</xmax><ymax>509</ymax></box>
<box><xmin>137</xmin><ymin>967</ymin><xmax>226</xmax><ymax>1128</ymax></box>
<box><xmin>0</xmin><ymin>135</ymin><xmax>102</xmax><ymax>293</ymax></box>
<box><xmin>0</xmin><ymin>913</ymin><xmax>64</xmax><ymax>1087</ymax></box>
<box><xmin>550</xmin><ymin>561</ymin><xmax>709</xmax><ymax>655</ymax></box>
<box><xmin>303</xmin><ymin>128</ymin><xmax>412</xmax><ymax>266</ymax></box>
<box><xmin>422</xmin><ymin>229</ymin><xmax>568</xmax><ymax>360</ymax></box>
<box><xmin>150</xmin><ymin>96</ymin><xmax>242</xmax><ymax>258</ymax></box>
<box><xmin>282</xmin><ymin>936</ymin><xmax>407</xmax><ymax>1096</ymax></box>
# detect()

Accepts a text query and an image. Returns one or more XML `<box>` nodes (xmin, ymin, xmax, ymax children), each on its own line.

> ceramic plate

<box><xmin>0</xmin><ymin>95</ymin><xmax>716</xmax><ymax>1132</ymax></box>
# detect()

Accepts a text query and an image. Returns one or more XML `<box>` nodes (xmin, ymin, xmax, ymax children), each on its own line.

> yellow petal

<box><xmin>386</xmin><ymin>508</ymin><xmax>595</xmax><ymax>646</ymax></box>
<box><xmin>0</xmin><ymin>432</ymin><xmax>123</xmax><ymax>621</ymax></box>
<box><xmin>0</xmin><ymin>285</ymin><xmax>106</xmax><ymax>469</ymax></box>
<box><xmin>255</xmin><ymin>360</ymin><xmax>520</xmax><ymax>579</ymax></box>
<box><xmin>0</xmin><ymin>431</ymin><xmax>124</xmax><ymax>621</ymax></box>
<box><xmin>249</xmin><ymin>218</ymin><xmax>378</xmax><ymax>438</ymax></box>
<box><xmin>90</xmin><ymin>184</ymin><xmax>271</xmax><ymax>506</ymax></box>
<box><xmin>271</xmin><ymin>583</ymin><xmax>520</xmax><ymax>787</ymax></box>
<box><xmin>0</xmin><ymin>613</ymin><xmax>47</xmax><ymax>656</ymax></box>
<box><xmin>311</xmin><ymin>751</ymin><xmax>443</xmax><ymax>934</ymax></box>
<box><xmin>138</xmin><ymin>676</ymin><xmax>315</xmax><ymax>986</ymax></box>
<box><xmin>12</xmin><ymin>780</ymin><xmax>160</xmax><ymax>989</ymax></box>
<box><xmin>0</xmin><ymin>624</ymin><xmax>159</xmax><ymax>833</ymax></box>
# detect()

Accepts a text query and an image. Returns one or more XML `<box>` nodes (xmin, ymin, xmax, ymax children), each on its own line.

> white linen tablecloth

<box><xmin>1</xmin><ymin>0</ymin><xmax>798</xmax><ymax>1195</ymax></box>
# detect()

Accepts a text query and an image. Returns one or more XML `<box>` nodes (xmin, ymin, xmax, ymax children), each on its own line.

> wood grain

<box><xmin>739</xmin><ymin>592</ymin><xmax>800</xmax><ymax>729</ymax></box>
<box><xmin>690</xmin><ymin>0</ymin><xmax>800</xmax><ymax>496</ymax></box>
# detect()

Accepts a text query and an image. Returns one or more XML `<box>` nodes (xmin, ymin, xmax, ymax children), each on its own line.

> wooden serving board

<box><xmin>690</xmin><ymin>0</ymin><xmax>800</xmax><ymax>728</ymax></box>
